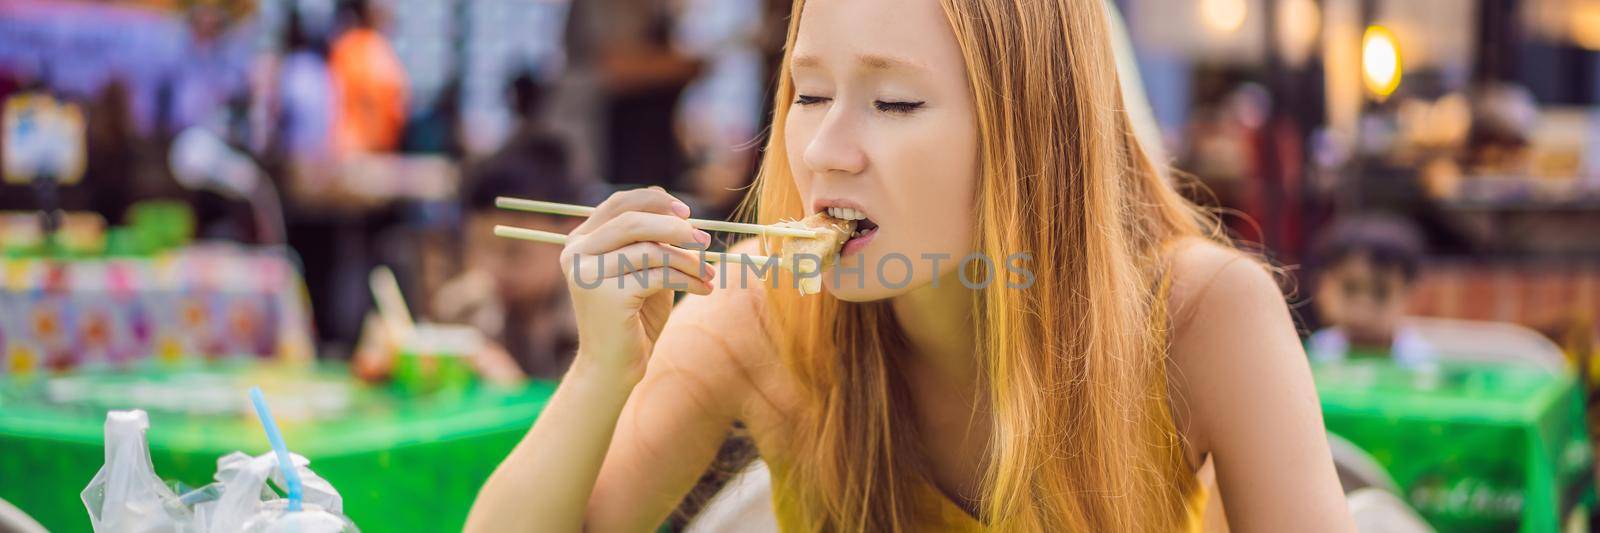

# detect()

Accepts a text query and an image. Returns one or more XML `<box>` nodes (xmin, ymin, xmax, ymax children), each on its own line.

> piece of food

<box><xmin>776</xmin><ymin>212</ymin><xmax>856</xmax><ymax>295</ymax></box>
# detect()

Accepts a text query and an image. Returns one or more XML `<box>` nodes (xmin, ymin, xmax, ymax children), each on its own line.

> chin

<box><xmin>823</xmin><ymin>281</ymin><xmax>900</xmax><ymax>302</ymax></box>
<box><xmin>820</xmin><ymin>247</ymin><xmax>969</xmax><ymax>302</ymax></box>
<box><xmin>820</xmin><ymin>256</ymin><xmax>922</xmax><ymax>302</ymax></box>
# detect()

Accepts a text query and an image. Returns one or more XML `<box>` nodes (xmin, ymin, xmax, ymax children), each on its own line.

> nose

<box><xmin>802</xmin><ymin>107</ymin><xmax>867</xmax><ymax>176</ymax></box>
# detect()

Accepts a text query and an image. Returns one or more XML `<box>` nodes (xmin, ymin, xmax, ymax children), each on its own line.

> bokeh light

<box><xmin>1363</xmin><ymin>25</ymin><xmax>1403</xmax><ymax>101</ymax></box>
<box><xmin>1201</xmin><ymin>0</ymin><xmax>1248</xmax><ymax>35</ymax></box>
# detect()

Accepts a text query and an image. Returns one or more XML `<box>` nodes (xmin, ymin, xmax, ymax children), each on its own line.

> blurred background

<box><xmin>2</xmin><ymin>0</ymin><xmax>1600</xmax><ymax>531</ymax></box>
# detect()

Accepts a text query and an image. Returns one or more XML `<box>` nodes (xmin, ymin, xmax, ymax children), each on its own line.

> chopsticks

<box><xmin>493</xmin><ymin>225</ymin><xmax>780</xmax><ymax>267</ymax></box>
<box><xmin>495</xmin><ymin>197</ymin><xmax>820</xmax><ymax>239</ymax></box>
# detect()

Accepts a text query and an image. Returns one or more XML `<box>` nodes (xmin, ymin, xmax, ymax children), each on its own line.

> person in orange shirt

<box><xmin>328</xmin><ymin>0</ymin><xmax>408</xmax><ymax>154</ymax></box>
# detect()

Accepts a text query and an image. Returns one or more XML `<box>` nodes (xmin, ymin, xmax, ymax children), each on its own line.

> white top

<box><xmin>1307</xmin><ymin>327</ymin><xmax>1437</xmax><ymax>367</ymax></box>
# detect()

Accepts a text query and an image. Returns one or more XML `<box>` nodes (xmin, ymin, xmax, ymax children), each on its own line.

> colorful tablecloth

<box><xmin>0</xmin><ymin>245</ymin><xmax>314</xmax><ymax>373</ymax></box>
<box><xmin>1315</xmin><ymin>359</ymin><xmax>1595</xmax><ymax>532</ymax></box>
<box><xmin>0</xmin><ymin>361</ymin><xmax>555</xmax><ymax>532</ymax></box>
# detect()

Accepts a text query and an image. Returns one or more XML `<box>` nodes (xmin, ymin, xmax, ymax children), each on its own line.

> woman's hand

<box><xmin>561</xmin><ymin>187</ymin><xmax>714</xmax><ymax>384</ymax></box>
<box><xmin>468</xmin><ymin>201</ymin><xmax>753</xmax><ymax>532</ymax></box>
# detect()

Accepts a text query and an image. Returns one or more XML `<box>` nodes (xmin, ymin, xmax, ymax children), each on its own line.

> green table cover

<box><xmin>1314</xmin><ymin>358</ymin><xmax>1594</xmax><ymax>532</ymax></box>
<box><xmin>0</xmin><ymin>361</ymin><xmax>555</xmax><ymax>532</ymax></box>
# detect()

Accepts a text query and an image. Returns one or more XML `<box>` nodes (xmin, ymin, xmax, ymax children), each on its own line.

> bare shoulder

<box><xmin>1162</xmin><ymin>237</ymin><xmax>1312</xmax><ymax>454</ymax></box>
<box><xmin>1161</xmin><ymin>238</ymin><xmax>1352</xmax><ymax>530</ymax></box>
<box><xmin>646</xmin><ymin>238</ymin><xmax>779</xmax><ymax>417</ymax></box>
<box><xmin>1164</xmin><ymin>237</ymin><xmax>1286</xmax><ymax>337</ymax></box>
<box><xmin>668</xmin><ymin>238</ymin><xmax>775</xmax><ymax>361</ymax></box>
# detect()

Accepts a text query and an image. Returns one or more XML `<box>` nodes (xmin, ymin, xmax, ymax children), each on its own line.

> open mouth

<box><xmin>824</xmin><ymin>206</ymin><xmax>878</xmax><ymax>254</ymax></box>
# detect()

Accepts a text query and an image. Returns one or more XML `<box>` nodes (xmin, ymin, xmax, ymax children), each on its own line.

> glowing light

<box><xmin>1201</xmin><ymin>0</ymin><xmax>1249</xmax><ymax>34</ymax></box>
<box><xmin>1572</xmin><ymin>2</ymin><xmax>1600</xmax><ymax>50</ymax></box>
<box><xmin>1362</xmin><ymin>25</ymin><xmax>1403</xmax><ymax>100</ymax></box>
<box><xmin>1277</xmin><ymin>0</ymin><xmax>1323</xmax><ymax>66</ymax></box>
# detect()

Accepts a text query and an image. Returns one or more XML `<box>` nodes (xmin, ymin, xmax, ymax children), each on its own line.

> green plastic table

<box><xmin>0</xmin><ymin>361</ymin><xmax>555</xmax><ymax>532</ymax></box>
<box><xmin>1314</xmin><ymin>358</ymin><xmax>1594</xmax><ymax>532</ymax></box>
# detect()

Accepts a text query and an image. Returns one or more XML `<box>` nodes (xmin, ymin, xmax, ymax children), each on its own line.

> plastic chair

<box><xmin>1329</xmin><ymin>434</ymin><xmax>1401</xmax><ymax>495</ymax></box>
<box><xmin>1332</xmin><ymin>436</ymin><xmax>1435</xmax><ymax>532</ymax></box>
<box><xmin>1347</xmin><ymin>488</ymin><xmax>1436</xmax><ymax>533</ymax></box>
<box><xmin>0</xmin><ymin>498</ymin><xmax>46</xmax><ymax>533</ymax></box>
<box><xmin>1405</xmin><ymin>317</ymin><xmax>1569</xmax><ymax>373</ymax></box>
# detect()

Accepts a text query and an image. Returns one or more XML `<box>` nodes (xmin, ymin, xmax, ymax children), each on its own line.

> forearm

<box><xmin>465</xmin><ymin>359</ymin><xmax>638</xmax><ymax>532</ymax></box>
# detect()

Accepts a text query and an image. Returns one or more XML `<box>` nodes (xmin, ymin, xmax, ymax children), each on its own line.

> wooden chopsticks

<box><xmin>495</xmin><ymin>197</ymin><xmax>819</xmax><ymax>239</ymax></box>
<box><xmin>492</xmin><ymin>225</ymin><xmax>779</xmax><ymax>267</ymax></box>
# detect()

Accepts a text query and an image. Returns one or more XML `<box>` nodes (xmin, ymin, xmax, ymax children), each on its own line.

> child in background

<box><xmin>354</xmin><ymin>134</ymin><xmax>593</xmax><ymax>382</ymax></box>
<box><xmin>1307</xmin><ymin>215</ymin><xmax>1437</xmax><ymax>366</ymax></box>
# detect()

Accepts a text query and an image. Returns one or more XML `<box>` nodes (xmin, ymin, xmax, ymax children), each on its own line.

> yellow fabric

<box><xmin>769</xmin><ymin>465</ymin><xmax>1207</xmax><ymax>532</ymax></box>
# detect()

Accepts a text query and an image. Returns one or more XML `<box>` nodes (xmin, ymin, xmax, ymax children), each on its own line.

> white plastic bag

<box><xmin>81</xmin><ymin>410</ymin><xmax>194</xmax><ymax>533</ymax></box>
<box><xmin>241</xmin><ymin>500</ymin><xmax>353</xmax><ymax>533</ymax></box>
<box><xmin>196</xmin><ymin>451</ymin><xmax>353</xmax><ymax>533</ymax></box>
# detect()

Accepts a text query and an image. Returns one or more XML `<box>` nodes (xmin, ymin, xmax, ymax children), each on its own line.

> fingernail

<box><xmin>695</xmin><ymin>230</ymin><xmax>711</xmax><ymax>245</ymax></box>
<box><xmin>671</xmin><ymin>201</ymin><xmax>692</xmax><ymax>218</ymax></box>
<box><xmin>704</xmin><ymin>264</ymin><xmax>716</xmax><ymax>279</ymax></box>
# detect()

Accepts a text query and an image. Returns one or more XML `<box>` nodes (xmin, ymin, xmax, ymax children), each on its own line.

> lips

<box><xmin>839</xmin><ymin>224</ymin><xmax>877</xmax><ymax>256</ymax></box>
<box><xmin>823</xmin><ymin>206</ymin><xmax>877</xmax><ymax>239</ymax></box>
<box><xmin>815</xmin><ymin>200</ymin><xmax>879</xmax><ymax>255</ymax></box>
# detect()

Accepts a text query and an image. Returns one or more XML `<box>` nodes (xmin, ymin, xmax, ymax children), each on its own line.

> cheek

<box><xmin>882</xmin><ymin>115</ymin><xmax>978</xmax><ymax>253</ymax></box>
<box><xmin>785</xmin><ymin>112</ymin><xmax>817</xmax><ymax>192</ymax></box>
<box><xmin>1381</xmin><ymin>286</ymin><xmax>1411</xmax><ymax>315</ymax></box>
<box><xmin>1315</xmin><ymin>283</ymin><xmax>1342</xmax><ymax>312</ymax></box>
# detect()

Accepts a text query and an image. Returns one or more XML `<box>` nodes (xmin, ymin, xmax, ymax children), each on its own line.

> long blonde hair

<box><xmin>747</xmin><ymin>0</ymin><xmax>1223</xmax><ymax>530</ymax></box>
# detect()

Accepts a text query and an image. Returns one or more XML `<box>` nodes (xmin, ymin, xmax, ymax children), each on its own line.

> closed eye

<box><xmin>874</xmin><ymin>100</ymin><xmax>925</xmax><ymax>114</ymax></box>
<box><xmin>795</xmin><ymin>94</ymin><xmax>831</xmax><ymax>106</ymax></box>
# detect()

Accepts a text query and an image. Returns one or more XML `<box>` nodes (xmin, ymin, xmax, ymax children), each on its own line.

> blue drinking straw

<box><xmin>249</xmin><ymin>386</ymin><xmax>303</xmax><ymax>512</ymax></box>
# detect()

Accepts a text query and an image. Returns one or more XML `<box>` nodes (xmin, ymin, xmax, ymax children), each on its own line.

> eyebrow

<box><xmin>791</xmin><ymin>53</ymin><xmax>926</xmax><ymax>72</ymax></box>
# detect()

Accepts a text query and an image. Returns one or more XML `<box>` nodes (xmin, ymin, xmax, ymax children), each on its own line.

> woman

<box><xmin>467</xmin><ymin>0</ymin><xmax>1353</xmax><ymax>531</ymax></box>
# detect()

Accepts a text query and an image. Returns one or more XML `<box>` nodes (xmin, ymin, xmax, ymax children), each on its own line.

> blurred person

<box><xmin>1464</xmin><ymin>83</ymin><xmax>1538</xmax><ymax>175</ymax></box>
<box><xmin>501</xmin><ymin>72</ymin><xmax>553</xmax><ymax>156</ymax></box>
<box><xmin>273</xmin><ymin>9</ymin><xmax>337</xmax><ymax>161</ymax></box>
<box><xmin>454</xmin><ymin>0</ymin><xmax>570</xmax><ymax>156</ymax></box>
<box><xmin>467</xmin><ymin>0</ymin><xmax>1351</xmax><ymax>530</ymax></box>
<box><xmin>328</xmin><ymin>0</ymin><xmax>408</xmax><ymax>154</ymax></box>
<box><xmin>556</xmin><ymin>0</ymin><xmax>701</xmax><ymax>189</ymax></box>
<box><xmin>354</xmin><ymin>132</ymin><xmax>589</xmax><ymax>382</ymax></box>
<box><xmin>1307</xmin><ymin>216</ymin><xmax>1436</xmax><ymax>365</ymax></box>
<box><xmin>672</xmin><ymin>0</ymin><xmax>767</xmax><ymax>217</ymax></box>
<box><xmin>168</xmin><ymin>3</ymin><xmax>252</xmax><ymax>135</ymax></box>
<box><xmin>403</xmin><ymin>78</ymin><xmax>463</xmax><ymax>156</ymax></box>
<box><xmin>81</xmin><ymin>79</ymin><xmax>141</xmax><ymax>223</ymax></box>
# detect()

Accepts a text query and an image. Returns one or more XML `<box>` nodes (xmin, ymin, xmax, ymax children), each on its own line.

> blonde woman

<box><xmin>467</xmin><ymin>0</ymin><xmax>1353</xmax><ymax>530</ymax></box>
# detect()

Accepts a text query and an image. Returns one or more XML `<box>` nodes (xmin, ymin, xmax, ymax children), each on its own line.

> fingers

<box><xmin>574</xmin><ymin>187</ymin><xmax>692</xmax><ymax>236</ymax></box>
<box><xmin>572</xmin><ymin>211</ymin><xmax>710</xmax><ymax>255</ymax></box>
<box><xmin>588</xmin><ymin>266</ymin><xmax>713</xmax><ymax>298</ymax></box>
<box><xmin>627</xmin><ymin>266</ymin><xmax>714</xmax><ymax>296</ymax></box>
<box><xmin>570</xmin><ymin>242</ymin><xmax>715</xmax><ymax>282</ymax></box>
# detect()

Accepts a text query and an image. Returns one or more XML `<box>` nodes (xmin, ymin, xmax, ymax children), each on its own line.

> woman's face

<box><xmin>786</xmin><ymin>0</ymin><xmax>979</xmax><ymax>302</ymax></box>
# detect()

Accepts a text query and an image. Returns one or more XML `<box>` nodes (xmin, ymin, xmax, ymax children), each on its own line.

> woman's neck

<box><xmin>890</xmin><ymin>271</ymin><xmax>980</xmax><ymax>384</ymax></box>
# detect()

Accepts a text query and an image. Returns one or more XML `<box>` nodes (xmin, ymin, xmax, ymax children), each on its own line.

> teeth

<box><xmin>826</xmin><ymin>207</ymin><xmax>866</xmax><ymax>221</ymax></box>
